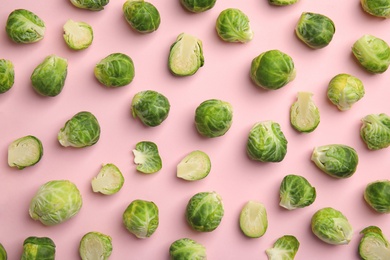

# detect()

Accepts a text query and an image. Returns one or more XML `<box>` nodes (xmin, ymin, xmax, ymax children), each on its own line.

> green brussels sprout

<box><xmin>6</xmin><ymin>9</ymin><xmax>45</xmax><ymax>44</ymax></box>
<box><xmin>364</xmin><ymin>180</ymin><xmax>390</xmax><ymax>213</ymax></box>
<box><xmin>31</xmin><ymin>55</ymin><xmax>68</xmax><ymax>97</ymax></box>
<box><xmin>352</xmin><ymin>35</ymin><xmax>390</xmax><ymax>73</ymax></box>
<box><xmin>123</xmin><ymin>0</ymin><xmax>161</xmax><ymax>33</ymax></box>
<box><xmin>22</xmin><ymin>237</ymin><xmax>55</xmax><ymax>260</ymax></box>
<box><xmin>58</xmin><ymin>111</ymin><xmax>101</xmax><ymax>148</ymax></box>
<box><xmin>133</xmin><ymin>141</ymin><xmax>162</xmax><ymax>174</ymax></box>
<box><xmin>123</xmin><ymin>199</ymin><xmax>159</xmax><ymax>238</ymax></box>
<box><xmin>239</xmin><ymin>201</ymin><xmax>268</xmax><ymax>238</ymax></box>
<box><xmin>361</xmin><ymin>0</ymin><xmax>390</xmax><ymax>18</ymax></box>
<box><xmin>131</xmin><ymin>90</ymin><xmax>170</xmax><ymax>127</ymax></box>
<box><xmin>311</xmin><ymin>207</ymin><xmax>353</xmax><ymax>245</ymax></box>
<box><xmin>195</xmin><ymin>99</ymin><xmax>233</xmax><ymax>138</ymax></box>
<box><xmin>268</xmin><ymin>0</ymin><xmax>299</xmax><ymax>6</ymax></box>
<box><xmin>94</xmin><ymin>53</ymin><xmax>135</xmax><ymax>87</ymax></box>
<box><xmin>247</xmin><ymin>121</ymin><xmax>288</xmax><ymax>163</ymax></box>
<box><xmin>290</xmin><ymin>92</ymin><xmax>320</xmax><ymax>133</ymax></box>
<box><xmin>0</xmin><ymin>243</ymin><xmax>7</xmax><ymax>260</ymax></box>
<box><xmin>250</xmin><ymin>50</ymin><xmax>296</xmax><ymax>90</ymax></box>
<box><xmin>70</xmin><ymin>0</ymin><xmax>109</xmax><ymax>11</ymax></box>
<box><xmin>8</xmin><ymin>135</ymin><xmax>43</xmax><ymax>170</ymax></box>
<box><xmin>360</xmin><ymin>113</ymin><xmax>390</xmax><ymax>150</ymax></box>
<box><xmin>79</xmin><ymin>232</ymin><xmax>112</xmax><ymax>260</ymax></box>
<box><xmin>295</xmin><ymin>12</ymin><xmax>335</xmax><ymax>49</ymax></box>
<box><xmin>169</xmin><ymin>238</ymin><xmax>207</xmax><ymax>260</ymax></box>
<box><xmin>92</xmin><ymin>163</ymin><xmax>124</xmax><ymax>195</ymax></box>
<box><xmin>29</xmin><ymin>180</ymin><xmax>83</xmax><ymax>226</ymax></box>
<box><xmin>0</xmin><ymin>59</ymin><xmax>15</xmax><ymax>94</ymax></box>
<box><xmin>168</xmin><ymin>33</ymin><xmax>204</xmax><ymax>76</ymax></box>
<box><xmin>327</xmin><ymin>73</ymin><xmax>365</xmax><ymax>111</ymax></box>
<box><xmin>63</xmin><ymin>19</ymin><xmax>93</xmax><ymax>50</ymax></box>
<box><xmin>279</xmin><ymin>174</ymin><xmax>316</xmax><ymax>210</ymax></box>
<box><xmin>266</xmin><ymin>235</ymin><xmax>300</xmax><ymax>260</ymax></box>
<box><xmin>311</xmin><ymin>144</ymin><xmax>358</xmax><ymax>178</ymax></box>
<box><xmin>180</xmin><ymin>0</ymin><xmax>216</xmax><ymax>13</ymax></box>
<box><xmin>359</xmin><ymin>226</ymin><xmax>390</xmax><ymax>259</ymax></box>
<box><xmin>186</xmin><ymin>191</ymin><xmax>224</xmax><ymax>232</ymax></box>
<box><xmin>215</xmin><ymin>8</ymin><xmax>254</xmax><ymax>43</ymax></box>
<box><xmin>177</xmin><ymin>150</ymin><xmax>211</xmax><ymax>181</ymax></box>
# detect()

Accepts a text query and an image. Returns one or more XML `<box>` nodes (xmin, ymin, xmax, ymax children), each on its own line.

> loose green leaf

<box><xmin>133</xmin><ymin>141</ymin><xmax>162</xmax><ymax>174</ymax></box>
<box><xmin>266</xmin><ymin>235</ymin><xmax>300</xmax><ymax>260</ymax></box>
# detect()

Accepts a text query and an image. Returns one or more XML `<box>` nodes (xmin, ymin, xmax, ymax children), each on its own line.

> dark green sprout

<box><xmin>0</xmin><ymin>59</ymin><xmax>15</xmax><ymax>94</ymax></box>
<box><xmin>123</xmin><ymin>0</ymin><xmax>161</xmax><ymax>33</ymax></box>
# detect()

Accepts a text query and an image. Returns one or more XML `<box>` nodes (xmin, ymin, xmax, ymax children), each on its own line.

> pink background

<box><xmin>1</xmin><ymin>0</ymin><xmax>390</xmax><ymax>259</ymax></box>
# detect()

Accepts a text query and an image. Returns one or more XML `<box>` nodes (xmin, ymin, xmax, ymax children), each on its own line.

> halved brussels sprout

<box><xmin>279</xmin><ymin>174</ymin><xmax>316</xmax><ymax>210</ymax></box>
<box><xmin>168</xmin><ymin>33</ymin><xmax>204</xmax><ymax>76</ymax></box>
<box><xmin>29</xmin><ymin>180</ymin><xmax>83</xmax><ymax>225</ymax></box>
<box><xmin>247</xmin><ymin>121</ymin><xmax>288</xmax><ymax>163</ymax></box>
<box><xmin>123</xmin><ymin>199</ymin><xmax>159</xmax><ymax>238</ymax></box>
<box><xmin>216</xmin><ymin>8</ymin><xmax>254</xmax><ymax>43</ymax></box>
<box><xmin>94</xmin><ymin>53</ymin><xmax>135</xmax><ymax>87</ymax></box>
<box><xmin>186</xmin><ymin>191</ymin><xmax>224</xmax><ymax>232</ymax></box>
<box><xmin>58</xmin><ymin>111</ymin><xmax>101</xmax><ymax>148</ymax></box>
<box><xmin>361</xmin><ymin>0</ymin><xmax>390</xmax><ymax>18</ymax></box>
<box><xmin>22</xmin><ymin>236</ymin><xmax>56</xmax><ymax>260</ymax></box>
<box><xmin>180</xmin><ymin>0</ymin><xmax>216</xmax><ymax>13</ymax></box>
<box><xmin>266</xmin><ymin>235</ymin><xmax>300</xmax><ymax>260</ymax></box>
<box><xmin>364</xmin><ymin>180</ymin><xmax>390</xmax><ymax>213</ymax></box>
<box><xmin>63</xmin><ymin>19</ymin><xmax>93</xmax><ymax>50</ymax></box>
<box><xmin>169</xmin><ymin>238</ymin><xmax>207</xmax><ymax>260</ymax></box>
<box><xmin>132</xmin><ymin>141</ymin><xmax>162</xmax><ymax>174</ymax></box>
<box><xmin>6</xmin><ymin>9</ymin><xmax>45</xmax><ymax>44</ymax></box>
<box><xmin>123</xmin><ymin>0</ymin><xmax>161</xmax><ymax>33</ymax></box>
<box><xmin>31</xmin><ymin>55</ymin><xmax>68</xmax><ymax>97</ymax></box>
<box><xmin>8</xmin><ymin>135</ymin><xmax>43</xmax><ymax>170</ymax></box>
<box><xmin>0</xmin><ymin>59</ymin><xmax>15</xmax><ymax>94</ymax></box>
<box><xmin>239</xmin><ymin>201</ymin><xmax>268</xmax><ymax>238</ymax></box>
<box><xmin>92</xmin><ymin>163</ymin><xmax>124</xmax><ymax>195</ymax></box>
<box><xmin>359</xmin><ymin>226</ymin><xmax>390</xmax><ymax>259</ymax></box>
<box><xmin>70</xmin><ymin>0</ymin><xmax>109</xmax><ymax>11</ymax></box>
<box><xmin>0</xmin><ymin>243</ymin><xmax>6</xmax><ymax>260</ymax></box>
<box><xmin>360</xmin><ymin>113</ymin><xmax>390</xmax><ymax>150</ymax></box>
<box><xmin>79</xmin><ymin>232</ymin><xmax>112</xmax><ymax>260</ymax></box>
<box><xmin>311</xmin><ymin>207</ymin><xmax>353</xmax><ymax>245</ymax></box>
<box><xmin>250</xmin><ymin>50</ymin><xmax>296</xmax><ymax>90</ymax></box>
<box><xmin>268</xmin><ymin>0</ymin><xmax>299</xmax><ymax>5</ymax></box>
<box><xmin>290</xmin><ymin>92</ymin><xmax>320</xmax><ymax>133</ymax></box>
<box><xmin>177</xmin><ymin>150</ymin><xmax>211</xmax><ymax>181</ymax></box>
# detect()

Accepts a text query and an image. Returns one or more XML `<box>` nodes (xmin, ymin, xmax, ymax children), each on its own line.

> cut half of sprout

<box><xmin>79</xmin><ymin>232</ymin><xmax>112</xmax><ymax>260</ymax></box>
<box><xmin>266</xmin><ymin>235</ymin><xmax>300</xmax><ymax>260</ymax></box>
<box><xmin>92</xmin><ymin>164</ymin><xmax>124</xmax><ymax>195</ymax></box>
<box><xmin>290</xmin><ymin>92</ymin><xmax>320</xmax><ymax>133</ymax></box>
<box><xmin>239</xmin><ymin>201</ymin><xmax>268</xmax><ymax>238</ymax></box>
<box><xmin>63</xmin><ymin>19</ymin><xmax>93</xmax><ymax>50</ymax></box>
<box><xmin>359</xmin><ymin>226</ymin><xmax>390</xmax><ymax>260</ymax></box>
<box><xmin>177</xmin><ymin>150</ymin><xmax>211</xmax><ymax>181</ymax></box>
<box><xmin>8</xmin><ymin>135</ymin><xmax>43</xmax><ymax>169</ymax></box>
<box><xmin>132</xmin><ymin>141</ymin><xmax>162</xmax><ymax>174</ymax></box>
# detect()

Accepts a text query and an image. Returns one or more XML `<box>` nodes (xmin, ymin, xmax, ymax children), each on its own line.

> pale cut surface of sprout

<box><xmin>239</xmin><ymin>201</ymin><xmax>268</xmax><ymax>238</ymax></box>
<box><xmin>92</xmin><ymin>164</ymin><xmax>124</xmax><ymax>195</ymax></box>
<box><xmin>8</xmin><ymin>135</ymin><xmax>43</xmax><ymax>169</ymax></box>
<box><xmin>177</xmin><ymin>150</ymin><xmax>211</xmax><ymax>181</ymax></box>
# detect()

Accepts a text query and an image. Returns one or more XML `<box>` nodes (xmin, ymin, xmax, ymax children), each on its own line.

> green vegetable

<box><xmin>360</xmin><ymin>113</ymin><xmax>390</xmax><ymax>150</ymax></box>
<box><xmin>177</xmin><ymin>150</ymin><xmax>211</xmax><ymax>181</ymax></box>
<box><xmin>92</xmin><ymin>163</ymin><xmax>125</xmax><ymax>195</ymax></box>
<box><xmin>79</xmin><ymin>232</ymin><xmax>112</xmax><ymax>260</ymax></box>
<box><xmin>70</xmin><ymin>0</ymin><xmax>109</xmax><ymax>11</ymax></box>
<box><xmin>215</xmin><ymin>8</ymin><xmax>254</xmax><ymax>43</ymax></box>
<box><xmin>31</xmin><ymin>55</ymin><xmax>68</xmax><ymax>97</ymax></box>
<box><xmin>180</xmin><ymin>0</ymin><xmax>216</xmax><ymax>12</ymax></box>
<box><xmin>290</xmin><ymin>92</ymin><xmax>320</xmax><ymax>133</ymax></box>
<box><xmin>6</xmin><ymin>9</ymin><xmax>45</xmax><ymax>43</ymax></box>
<box><xmin>239</xmin><ymin>201</ymin><xmax>268</xmax><ymax>238</ymax></box>
<box><xmin>364</xmin><ymin>180</ymin><xmax>390</xmax><ymax>213</ymax></box>
<box><xmin>63</xmin><ymin>19</ymin><xmax>93</xmax><ymax>50</ymax></box>
<box><xmin>94</xmin><ymin>53</ymin><xmax>135</xmax><ymax>87</ymax></box>
<box><xmin>123</xmin><ymin>199</ymin><xmax>159</xmax><ymax>238</ymax></box>
<box><xmin>250</xmin><ymin>50</ymin><xmax>296</xmax><ymax>90</ymax></box>
<box><xmin>279</xmin><ymin>174</ymin><xmax>316</xmax><ymax>210</ymax></box>
<box><xmin>0</xmin><ymin>59</ymin><xmax>15</xmax><ymax>94</ymax></box>
<box><xmin>8</xmin><ymin>135</ymin><xmax>43</xmax><ymax>170</ymax></box>
<box><xmin>361</xmin><ymin>0</ymin><xmax>390</xmax><ymax>18</ymax></box>
<box><xmin>266</xmin><ymin>235</ymin><xmax>300</xmax><ymax>260</ymax></box>
<box><xmin>169</xmin><ymin>238</ymin><xmax>207</xmax><ymax>260</ymax></box>
<box><xmin>132</xmin><ymin>141</ymin><xmax>162</xmax><ymax>174</ymax></box>
<box><xmin>359</xmin><ymin>226</ymin><xmax>390</xmax><ymax>259</ymax></box>
<box><xmin>0</xmin><ymin>243</ymin><xmax>7</xmax><ymax>260</ymax></box>
<box><xmin>22</xmin><ymin>237</ymin><xmax>55</xmax><ymax>260</ymax></box>
<box><xmin>123</xmin><ymin>0</ymin><xmax>160</xmax><ymax>33</ymax></box>
<box><xmin>58</xmin><ymin>111</ymin><xmax>101</xmax><ymax>148</ymax></box>
<box><xmin>186</xmin><ymin>191</ymin><xmax>224</xmax><ymax>232</ymax></box>
<box><xmin>268</xmin><ymin>0</ymin><xmax>299</xmax><ymax>5</ymax></box>
<box><xmin>29</xmin><ymin>180</ymin><xmax>82</xmax><ymax>225</ymax></box>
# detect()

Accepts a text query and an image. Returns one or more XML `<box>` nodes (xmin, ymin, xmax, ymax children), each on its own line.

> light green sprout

<box><xmin>268</xmin><ymin>0</ymin><xmax>299</xmax><ymax>6</ymax></box>
<box><xmin>266</xmin><ymin>235</ymin><xmax>300</xmax><ymax>260</ymax></box>
<box><xmin>290</xmin><ymin>92</ymin><xmax>320</xmax><ymax>133</ymax></box>
<box><xmin>359</xmin><ymin>226</ymin><xmax>390</xmax><ymax>259</ymax></box>
<box><xmin>361</xmin><ymin>0</ymin><xmax>390</xmax><ymax>18</ymax></box>
<box><xmin>8</xmin><ymin>135</ymin><xmax>43</xmax><ymax>170</ymax></box>
<box><xmin>63</xmin><ymin>19</ymin><xmax>93</xmax><ymax>50</ymax></box>
<box><xmin>6</xmin><ymin>9</ymin><xmax>45</xmax><ymax>44</ymax></box>
<box><xmin>180</xmin><ymin>0</ymin><xmax>216</xmax><ymax>12</ymax></box>
<box><xmin>22</xmin><ymin>237</ymin><xmax>56</xmax><ymax>260</ymax></box>
<box><xmin>94</xmin><ymin>53</ymin><xmax>135</xmax><ymax>87</ymax></box>
<box><xmin>0</xmin><ymin>59</ymin><xmax>15</xmax><ymax>94</ymax></box>
<box><xmin>0</xmin><ymin>243</ymin><xmax>6</xmax><ymax>260</ymax></box>
<box><xmin>123</xmin><ymin>0</ymin><xmax>160</xmax><ymax>33</ymax></box>
<box><xmin>70</xmin><ymin>0</ymin><xmax>109</xmax><ymax>11</ymax></box>
<box><xmin>169</xmin><ymin>238</ymin><xmax>207</xmax><ymax>260</ymax></box>
<box><xmin>79</xmin><ymin>232</ymin><xmax>112</xmax><ymax>260</ymax></box>
<box><xmin>364</xmin><ymin>180</ymin><xmax>390</xmax><ymax>213</ymax></box>
<box><xmin>92</xmin><ymin>163</ymin><xmax>124</xmax><ymax>195</ymax></box>
<box><xmin>177</xmin><ymin>150</ymin><xmax>211</xmax><ymax>181</ymax></box>
<box><xmin>360</xmin><ymin>113</ymin><xmax>390</xmax><ymax>150</ymax></box>
<box><xmin>239</xmin><ymin>201</ymin><xmax>268</xmax><ymax>238</ymax></box>
<box><xmin>279</xmin><ymin>174</ymin><xmax>316</xmax><ymax>210</ymax></box>
<box><xmin>133</xmin><ymin>141</ymin><xmax>162</xmax><ymax>174</ymax></box>
<box><xmin>216</xmin><ymin>8</ymin><xmax>254</xmax><ymax>43</ymax></box>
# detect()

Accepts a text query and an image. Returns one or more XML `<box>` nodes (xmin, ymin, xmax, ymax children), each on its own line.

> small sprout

<box><xmin>63</xmin><ymin>19</ymin><xmax>93</xmax><ymax>50</ymax></box>
<box><xmin>168</xmin><ymin>33</ymin><xmax>204</xmax><ymax>76</ymax></box>
<box><xmin>92</xmin><ymin>164</ymin><xmax>124</xmax><ymax>195</ymax></box>
<box><xmin>266</xmin><ymin>235</ymin><xmax>300</xmax><ymax>260</ymax></box>
<box><xmin>123</xmin><ymin>0</ymin><xmax>161</xmax><ymax>33</ymax></box>
<box><xmin>169</xmin><ymin>238</ymin><xmax>207</xmax><ymax>260</ymax></box>
<box><xmin>250</xmin><ymin>50</ymin><xmax>296</xmax><ymax>90</ymax></box>
<box><xmin>94</xmin><ymin>53</ymin><xmax>135</xmax><ymax>87</ymax></box>
<box><xmin>132</xmin><ymin>141</ymin><xmax>162</xmax><ymax>174</ymax></box>
<box><xmin>361</xmin><ymin>0</ymin><xmax>390</xmax><ymax>18</ymax></box>
<box><xmin>290</xmin><ymin>92</ymin><xmax>320</xmax><ymax>133</ymax></box>
<box><xmin>180</xmin><ymin>0</ymin><xmax>216</xmax><ymax>13</ymax></box>
<box><xmin>215</xmin><ymin>8</ymin><xmax>254</xmax><ymax>43</ymax></box>
<box><xmin>186</xmin><ymin>191</ymin><xmax>224</xmax><ymax>232</ymax></box>
<box><xmin>22</xmin><ymin>236</ymin><xmax>56</xmax><ymax>260</ymax></box>
<box><xmin>279</xmin><ymin>174</ymin><xmax>316</xmax><ymax>210</ymax></box>
<box><xmin>177</xmin><ymin>150</ymin><xmax>211</xmax><ymax>181</ymax></box>
<box><xmin>247</xmin><ymin>121</ymin><xmax>288</xmax><ymax>163</ymax></box>
<box><xmin>123</xmin><ymin>199</ymin><xmax>159</xmax><ymax>238</ymax></box>
<box><xmin>0</xmin><ymin>59</ymin><xmax>15</xmax><ymax>94</ymax></box>
<box><xmin>239</xmin><ymin>201</ymin><xmax>268</xmax><ymax>238</ymax></box>
<box><xmin>6</xmin><ymin>9</ymin><xmax>45</xmax><ymax>44</ymax></box>
<box><xmin>8</xmin><ymin>135</ymin><xmax>43</xmax><ymax>170</ymax></box>
<box><xmin>268</xmin><ymin>0</ymin><xmax>299</xmax><ymax>6</ymax></box>
<box><xmin>31</xmin><ymin>55</ymin><xmax>68</xmax><ymax>97</ymax></box>
<box><xmin>70</xmin><ymin>0</ymin><xmax>109</xmax><ymax>11</ymax></box>
<box><xmin>360</xmin><ymin>113</ymin><xmax>390</xmax><ymax>150</ymax></box>
<box><xmin>364</xmin><ymin>180</ymin><xmax>390</xmax><ymax>213</ymax></box>
<box><xmin>359</xmin><ymin>226</ymin><xmax>390</xmax><ymax>259</ymax></box>
<box><xmin>79</xmin><ymin>232</ymin><xmax>112</xmax><ymax>260</ymax></box>
<box><xmin>311</xmin><ymin>207</ymin><xmax>353</xmax><ymax>245</ymax></box>
<box><xmin>0</xmin><ymin>243</ymin><xmax>6</xmax><ymax>260</ymax></box>
<box><xmin>58</xmin><ymin>111</ymin><xmax>101</xmax><ymax>148</ymax></box>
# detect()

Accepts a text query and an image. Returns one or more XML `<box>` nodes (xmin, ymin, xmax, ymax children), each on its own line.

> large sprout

<box><xmin>70</xmin><ymin>0</ymin><xmax>109</xmax><ymax>11</ymax></box>
<box><xmin>132</xmin><ymin>141</ymin><xmax>162</xmax><ymax>174</ymax></box>
<box><xmin>290</xmin><ymin>92</ymin><xmax>320</xmax><ymax>133</ymax></box>
<box><xmin>180</xmin><ymin>0</ymin><xmax>216</xmax><ymax>12</ymax></box>
<box><xmin>239</xmin><ymin>201</ymin><xmax>268</xmax><ymax>238</ymax></box>
<box><xmin>8</xmin><ymin>135</ymin><xmax>43</xmax><ymax>170</ymax></box>
<box><xmin>22</xmin><ymin>236</ymin><xmax>56</xmax><ymax>260</ymax></box>
<box><xmin>92</xmin><ymin>163</ymin><xmax>124</xmax><ymax>195</ymax></box>
<box><xmin>360</xmin><ymin>113</ymin><xmax>390</xmax><ymax>150</ymax></box>
<box><xmin>0</xmin><ymin>243</ymin><xmax>6</xmax><ymax>260</ymax></box>
<box><xmin>63</xmin><ymin>19</ymin><xmax>93</xmax><ymax>50</ymax></box>
<box><xmin>6</xmin><ymin>9</ymin><xmax>45</xmax><ymax>44</ymax></box>
<box><xmin>361</xmin><ymin>0</ymin><xmax>390</xmax><ymax>18</ymax></box>
<box><xmin>364</xmin><ymin>180</ymin><xmax>390</xmax><ymax>213</ymax></box>
<box><xmin>94</xmin><ymin>53</ymin><xmax>135</xmax><ymax>87</ymax></box>
<box><xmin>79</xmin><ymin>232</ymin><xmax>112</xmax><ymax>260</ymax></box>
<box><xmin>123</xmin><ymin>0</ymin><xmax>161</xmax><ymax>33</ymax></box>
<box><xmin>169</xmin><ymin>238</ymin><xmax>207</xmax><ymax>260</ymax></box>
<box><xmin>268</xmin><ymin>0</ymin><xmax>299</xmax><ymax>5</ymax></box>
<box><xmin>0</xmin><ymin>59</ymin><xmax>15</xmax><ymax>94</ymax></box>
<box><xmin>279</xmin><ymin>174</ymin><xmax>316</xmax><ymax>210</ymax></box>
<box><xmin>177</xmin><ymin>150</ymin><xmax>211</xmax><ymax>181</ymax></box>
<box><xmin>265</xmin><ymin>235</ymin><xmax>300</xmax><ymax>260</ymax></box>
<box><xmin>215</xmin><ymin>8</ymin><xmax>254</xmax><ymax>43</ymax></box>
<box><xmin>359</xmin><ymin>226</ymin><xmax>390</xmax><ymax>259</ymax></box>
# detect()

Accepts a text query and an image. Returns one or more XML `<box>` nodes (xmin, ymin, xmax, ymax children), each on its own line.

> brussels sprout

<box><xmin>279</xmin><ymin>174</ymin><xmax>316</xmax><ymax>210</ymax></box>
<box><xmin>195</xmin><ymin>99</ymin><xmax>233</xmax><ymax>138</ymax></box>
<box><xmin>123</xmin><ymin>0</ymin><xmax>160</xmax><ymax>33</ymax></box>
<box><xmin>6</xmin><ymin>9</ymin><xmax>45</xmax><ymax>44</ymax></box>
<box><xmin>268</xmin><ymin>0</ymin><xmax>299</xmax><ymax>6</ymax></box>
<box><xmin>290</xmin><ymin>92</ymin><xmax>320</xmax><ymax>133</ymax></box>
<box><xmin>359</xmin><ymin>226</ymin><xmax>390</xmax><ymax>259</ymax></box>
<box><xmin>22</xmin><ymin>236</ymin><xmax>55</xmax><ymax>260</ymax></box>
<box><xmin>180</xmin><ymin>0</ymin><xmax>216</xmax><ymax>12</ymax></box>
<box><xmin>63</xmin><ymin>19</ymin><xmax>93</xmax><ymax>50</ymax></box>
<box><xmin>0</xmin><ymin>243</ymin><xmax>7</xmax><ymax>260</ymax></box>
<box><xmin>327</xmin><ymin>73</ymin><xmax>365</xmax><ymax>111</ymax></box>
<box><xmin>265</xmin><ymin>235</ymin><xmax>300</xmax><ymax>260</ymax></box>
<box><xmin>364</xmin><ymin>180</ymin><xmax>390</xmax><ymax>213</ymax></box>
<box><xmin>186</xmin><ymin>191</ymin><xmax>224</xmax><ymax>232</ymax></box>
<box><xmin>247</xmin><ymin>121</ymin><xmax>288</xmax><ymax>163</ymax></box>
<box><xmin>215</xmin><ymin>8</ymin><xmax>254</xmax><ymax>43</ymax></box>
<box><xmin>70</xmin><ymin>0</ymin><xmax>109</xmax><ymax>11</ymax></box>
<box><xmin>311</xmin><ymin>144</ymin><xmax>358</xmax><ymax>178</ymax></box>
<box><xmin>94</xmin><ymin>53</ymin><xmax>135</xmax><ymax>87</ymax></box>
<box><xmin>360</xmin><ymin>113</ymin><xmax>390</xmax><ymax>150</ymax></box>
<box><xmin>8</xmin><ymin>135</ymin><xmax>43</xmax><ymax>170</ymax></box>
<box><xmin>169</xmin><ymin>238</ymin><xmax>207</xmax><ymax>260</ymax></box>
<box><xmin>0</xmin><ymin>59</ymin><xmax>15</xmax><ymax>94</ymax></box>
<box><xmin>295</xmin><ymin>12</ymin><xmax>335</xmax><ymax>49</ymax></box>
<box><xmin>79</xmin><ymin>232</ymin><xmax>112</xmax><ymax>260</ymax></box>
<box><xmin>352</xmin><ymin>35</ymin><xmax>390</xmax><ymax>73</ymax></box>
<box><xmin>168</xmin><ymin>33</ymin><xmax>204</xmax><ymax>76</ymax></box>
<box><xmin>29</xmin><ymin>180</ymin><xmax>83</xmax><ymax>226</ymax></box>
<box><xmin>131</xmin><ymin>90</ymin><xmax>170</xmax><ymax>127</ymax></box>
<box><xmin>177</xmin><ymin>150</ymin><xmax>211</xmax><ymax>181</ymax></box>
<box><xmin>123</xmin><ymin>199</ymin><xmax>159</xmax><ymax>238</ymax></box>
<box><xmin>250</xmin><ymin>50</ymin><xmax>296</xmax><ymax>90</ymax></box>
<box><xmin>132</xmin><ymin>141</ymin><xmax>162</xmax><ymax>174</ymax></box>
<box><xmin>92</xmin><ymin>163</ymin><xmax>124</xmax><ymax>195</ymax></box>
<box><xmin>239</xmin><ymin>201</ymin><xmax>268</xmax><ymax>238</ymax></box>
<box><xmin>361</xmin><ymin>0</ymin><xmax>390</xmax><ymax>18</ymax></box>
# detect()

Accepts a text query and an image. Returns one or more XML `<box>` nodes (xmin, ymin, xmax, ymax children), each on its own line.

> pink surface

<box><xmin>1</xmin><ymin>0</ymin><xmax>390</xmax><ymax>259</ymax></box>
